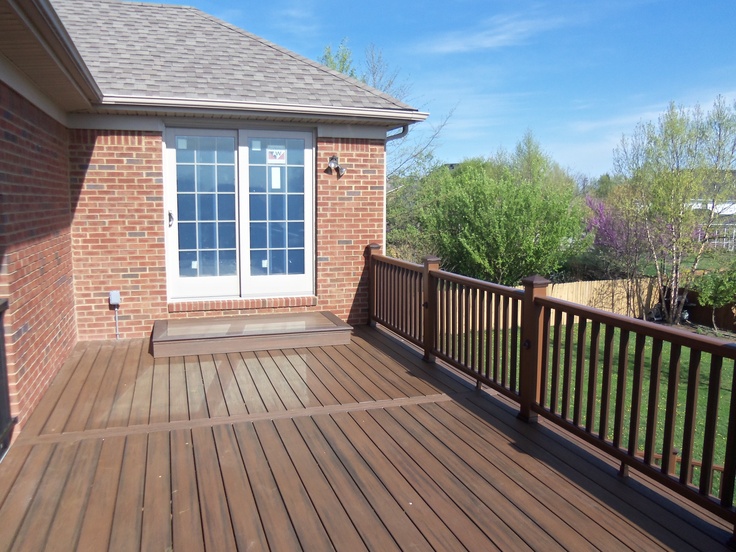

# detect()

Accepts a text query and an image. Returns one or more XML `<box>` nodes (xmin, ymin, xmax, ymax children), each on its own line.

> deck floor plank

<box><xmin>294</xmin><ymin>347</ymin><xmax>359</xmax><ymax>405</ymax></box>
<box><xmin>199</xmin><ymin>354</ymin><xmax>230</xmax><ymax>419</ymax></box>
<box><xmin>43</xmin><ymin>343</ymin><xmax>106</xmax><ymax>434</ymax></box>
<box><xmin>457</xmin><ymin>395</ymin><xmax>727</xmax><ymax>551</ymax></box>
<box><xmin>415</xmin><ymin>401</ymin><xmax>634</xmax><ymax>549</ymax></box>
<box><xmin>43</xmin><ymin>439</ymin><xmax>102</xmax><ymax>551</ymax></box>
<box><xmin>192</xmin><ymin>426</ymin><xmax>238</xmax><ymax>551</ymax></box>
<box><xmin>149</xmin><ymin>356</ymin><xmax>171</xmax><ymax>424</ymax></box>
<box><xmin>335</xmin><ymin>343</ymin><xmax>418</xmax><ymax>398</ymax></box>
<box><xmin>128</xmin><ymin>340</ymin><xmax>155</xmax><ymax>426</ymax></box>
<box><xmin>288</xmin><ymin>415</ymin><xmax>403</xmax><ymax>551</ymax></box>
<box><xmin>108</xmin><ymin>433</ymin><xmax>148</xmax><ymax>552</ymax></box>
<box><xmin>63</xmin><ymin>343</ymin><xmax>114</xmax><ymax>432</ymax></box>
<box><xmin>10</xmin><ymin>441</ymin><xmax>78</xmax><ymax>552</ymax></box>
<box><xmin>75</xmin><ymin>436</ymin><xmax>126</xmax><ymax>552</ymax></box>
<box><xmin>423</xmin><ymin>400</ymin><xmax>663</xmax><ymax>550</ymax></box>
<box><xmin>363</xmin><ymin>407</ymin><xmax>525</xmax><ymax>551</ymax></box>
<box><xmin>242</xmin><ymin>351</ymin><xmax>285</xmax><ymax>412</ymax></box>
<box><xmin>320</xmin><ymin>345</ymin><xmax>395</xmax><ymax>401</ymax></box>
<box><xmin>83</xmin><ymin>341</ymin><xmax>129</xmax><ymax>431</ymax></box>
<box><xmin>254</xmin><ymin>419</ymin><xmax>336</xmax><ymax>550</ymax></box>
<box><xmin>306</xmin><ymin>346</ymin><xmax>376</xmax><ymax>403</ymax></box>
<box><xmin>0</xmin><ymin>440</ymin><xmax>31</xmax><ymax>509</ymax></box>
<box><xmin>273</xmin><ymin>417</ymin><xmax>369</xmax><ymax>551</ymax></box>
<box><xmin>1</xmin><ymin>326</ymin><xmax>732</xmax><ymax>551</ymax></box>
<box><xmin>268</xmin><ymin>349</ymin><xmax>328</xmax><ymax>407</ymax></box>
<box><xmin>0</xmin><ymin>443</ymin><xmax>56</xmax><ymax>550</ymax></box>
<box><xmin>168</xmin><ymin>356</ymin><xmax>190</xmax><ymax>422</ymax></box>
<box><xmin>17</xmin><ymin>343</ymin><xmax>87</xmax><ymax>438</ymax></box>
<box><xmin>394</xmin><ymin>403</ymin><xmax>595</xmax><ymax>550</ymax></box>
<box><xmin>276</xmin><ymin>349</ymin><xmax>341</xmax><ymax>407</ymax></box>
<box><xmin>184</xmin><ymin>355</ymin><xmax>209</xmax><ymax>420</ymax></box>
<box><xmin>353</xmin><ymin>326</ymin><xmax>471</xmax><ymax>394</ymax></box>
<box><xmin>346</xmin><ymin>336</ymin><xmax>444</xmax><ymax>397</ymax></box>
<box><xmin>212</xmin><ymin>353</ymin><xmax>248</xmax><ymax>416</ymax></box>
<box><xmin>170</xmin><ymin>429</ymin><xmax>205</xmax><ymax>552</ymax></box>
<box><xmin>329</xmin><ymin>410</ymin><xmax>475</xmax><ymax>551</ymax></box>
<box><xmin>233</xmin><ymin>422</ymin><xmax>303</xmax><ymax>551</ymax></box>
<box><xmin>465</xmin><ymin>394</ymin><xmax>735</xmax><ymax>546</ymax></box>
<box><xmin>309</xmin><ymin>413</ymin><xmax>433</xmax><ymax>550</ymax></box>
<box><xmin>141</xmin><ymin>431</ymin><xmax>173</xmax><ymax>551</ymax></box>
<box><xmin>255</xmin><ymin>350</ymin><xmax>306</xmax><ymax>410</ymax></box>
<box><xmin>226</xmin><ymin>352</ymin><xmax>268</xmax><ymax>414</ymax></box>
<box><xmin>106</xmin><ymin>338</ymin><xmax>144</xmax><ymax>429</ymax></box>
<box><xmin>211</xmin><ymin>424</ymin><xmax>270</xmax><ymax>551</ymax></box>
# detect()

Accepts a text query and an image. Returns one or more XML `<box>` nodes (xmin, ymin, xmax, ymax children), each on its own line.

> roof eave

<box><xmin>8</xmin><ymin>0</ymin><xmax>102</xmax><ymax>106</ymax></box>
<box><xmin>95</xmin><ymin>95</ymin><xmax>429</xmax><ymax>126</ymax></box>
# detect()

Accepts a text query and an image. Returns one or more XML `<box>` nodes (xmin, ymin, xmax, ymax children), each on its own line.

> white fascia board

<box><xmin>100</xmin><ymin>95</ymin><xmax>429</xmax><ymax>123</ymax></box>
<box><xmin>0</xmin><ymin>52</ymin><xmax>67</xmax><ymax>124</ymax></box>
<box><xmin>67</xmin><ymin>114</ymin><xmax>394</xmax><ymax>142</ymax></box>
<box><xmin>317</xmin><ymin>125</ymin><xmax>390</xmax><ymax>140</ymax></box>
<box><xmin>67</xmin><ymin>113</ymin><xmax>165</xmax><ymax>131</ymax></box>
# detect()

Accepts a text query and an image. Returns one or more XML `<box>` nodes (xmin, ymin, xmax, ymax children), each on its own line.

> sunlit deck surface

<box><xmin>0</xmin><ymin>325</ymin><xmax>732</xmax><ymax>551</ymax></box>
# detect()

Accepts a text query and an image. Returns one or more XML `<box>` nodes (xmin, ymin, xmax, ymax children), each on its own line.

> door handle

<box><xmin>168</xmin><ymin>210</ymin><xmax>174</xmax><ymax>227</ymax></box>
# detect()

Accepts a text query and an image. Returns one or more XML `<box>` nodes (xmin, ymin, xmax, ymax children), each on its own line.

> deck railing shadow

<box><xmin>367</xmin><ymin>247</ymin><xmax>736</xmax><ymax>542</ymax></box>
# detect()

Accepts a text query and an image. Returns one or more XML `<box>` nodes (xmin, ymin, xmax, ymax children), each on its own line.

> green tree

<box><xmin>694</xmin><ymin>267</ymin><xmax>736</xmax><ymax>330</ymax></box>
<box><xmin>613</xmin><ymin>97</ymin><xmax>736</xmax><ymax>323</ymax></box>
<box><xmin>400</xmin><ymin>136</ymin><xmax>588</xmax><ymax>286</ymax></box>
<box><xmin>320</xmin><ymin>38</ymin><xmax>358</xmax><ymax>79</ymax></box>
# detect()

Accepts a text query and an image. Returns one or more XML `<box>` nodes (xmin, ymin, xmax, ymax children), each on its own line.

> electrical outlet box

<box><xmin>109</xmin><ymin>290</ymin><xmax>121</xmax><ymax>306</ymax></box>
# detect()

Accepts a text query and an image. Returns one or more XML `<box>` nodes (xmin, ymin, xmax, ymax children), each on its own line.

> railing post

<box><xmin>365</xmin><ymin>243</ymin><xmax>382</xmax><ymax>326</ymax></box>
<box><xmin>519</xmin><ymin>275</ymin><xmax>550</xmax><ymax>423</ymax></box>
<box><xmin>422</xmin><ymin>256</ymin><xmax>440</xmax><ymax>362</ymax></box>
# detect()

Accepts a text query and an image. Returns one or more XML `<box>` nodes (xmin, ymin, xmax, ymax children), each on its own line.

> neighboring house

<box><xmin>0</xmin><ymin>0</ymin><xmax>426</xmax><ymax>433</ymax></box>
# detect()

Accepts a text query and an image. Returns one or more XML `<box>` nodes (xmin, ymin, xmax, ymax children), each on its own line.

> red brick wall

<box><xmin>70</xmin><ymin>131</ymin><xmax>386</xmax><ymax>338</ymax></box>
<box><xmin>69</xmin><ymin>130</ymin><xmax>167</xmax><ymax>339</ymax></box>
<box><xmin>315</xmin><ymin>137</ymin><xmax>385</xmax><ymax>324</ymax></box>
<box><xmin>0</xmin><ymin>81</ymin><xmax>77</xmax><ymax>428</ymax></box>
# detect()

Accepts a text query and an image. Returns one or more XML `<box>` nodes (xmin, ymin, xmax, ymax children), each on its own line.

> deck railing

<box><xmin>368</xmin><ymin>248</ymin><xmax>736</xmax><ymax>535</ymax></box>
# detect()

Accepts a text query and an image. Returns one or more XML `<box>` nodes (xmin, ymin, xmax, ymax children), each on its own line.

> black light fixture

<box><xmin>326</xmin><ymin>155</ymin><xmax>346</xmax><ymax>177</ymax></box>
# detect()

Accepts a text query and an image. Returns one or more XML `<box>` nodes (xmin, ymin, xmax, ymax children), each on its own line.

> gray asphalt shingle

<box><xmin>50</xmin><ymin>0</ymin><xmax>417</xmax><ymax>113</ymax></box>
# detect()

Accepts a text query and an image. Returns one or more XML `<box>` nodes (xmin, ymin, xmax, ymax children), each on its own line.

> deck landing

<box><xmin>151</xmin><ymin>311</ymin><xmax>351</xmax><ymax>358</ymax></box>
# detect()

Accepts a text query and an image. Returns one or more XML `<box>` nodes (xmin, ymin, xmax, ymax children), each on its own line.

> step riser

<box><xmin>151</xmin><ymin>311</ymin><xmax>351</xmax><ymax>358</ymax></box>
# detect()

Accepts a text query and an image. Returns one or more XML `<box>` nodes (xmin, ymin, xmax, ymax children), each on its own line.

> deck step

<box><xmin>151</xmin><ymin>311</ymin><xmax>351</xmax><ymax>358</ymax></box>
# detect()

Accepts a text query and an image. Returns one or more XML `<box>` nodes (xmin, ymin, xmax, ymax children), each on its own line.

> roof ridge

<box><xmin>189</xmin><ymin>8</ymin><xmax>414</xmax><ymax>112</ymax></box>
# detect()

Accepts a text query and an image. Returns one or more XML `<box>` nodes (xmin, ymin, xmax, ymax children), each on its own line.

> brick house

<box><xmin>0</xmin><ymin>0</ymin><xmax>426</xmax><ymax>436</ymax></box>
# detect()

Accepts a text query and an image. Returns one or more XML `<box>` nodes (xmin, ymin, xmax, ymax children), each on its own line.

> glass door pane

<box><xmin>247</xmin><ymin>137</ymin><xmax>305</xmax><ymax>277</ymax></box>
<box><xmin>175</xmin><ymin>135</ymin><xmax>237</xmax><ymax>277</ymax></box>
<box><xmin>240</xmin><ymin>130</ymin><xmax>314</xmax><ymax>298</ymax></box>
<box><xmin>166</xmin><ymin>130</ymin><xmax>239</xmax><ymax>300</ymax></box>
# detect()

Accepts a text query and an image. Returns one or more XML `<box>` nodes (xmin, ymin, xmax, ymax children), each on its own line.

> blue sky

<box><xmin>159</xmin><ymin>0</ymin><xmax>735</xmax><ymax>177</ymax></box>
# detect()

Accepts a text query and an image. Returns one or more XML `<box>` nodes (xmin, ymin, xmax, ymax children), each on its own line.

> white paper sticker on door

<box><xmin>267</xmin><ymin>148</ymin><xmax>286</xmax><ymax>164</ymax></box>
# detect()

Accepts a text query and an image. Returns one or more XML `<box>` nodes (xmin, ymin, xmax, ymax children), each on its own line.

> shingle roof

<box><xmin>49</xmin><ymin>0</ymin><xmax>422</xmax><ymax>119</ymax></box>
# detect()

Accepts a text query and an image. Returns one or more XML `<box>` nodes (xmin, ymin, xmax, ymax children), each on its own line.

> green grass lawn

<box><xmin>544</xmin><ymin>323</ymin><xmax>734</xmax><ymax>495</ymax></box>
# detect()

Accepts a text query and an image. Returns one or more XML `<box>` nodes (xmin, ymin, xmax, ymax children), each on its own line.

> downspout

<box><xmin>386</xmin><ymin>125</ymin><xmax>409</xmax><ymax>142</ymax></box>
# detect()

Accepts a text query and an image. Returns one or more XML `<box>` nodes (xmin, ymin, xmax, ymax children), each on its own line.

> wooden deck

<box><xmin>0</xmin><ymin>325</ymin><xmax>732</xmax><ymax>551</ymax></box>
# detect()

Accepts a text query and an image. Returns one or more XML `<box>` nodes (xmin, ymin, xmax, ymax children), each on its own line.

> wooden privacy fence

<box><xmin>368</xmin><ymin>248</ymin><xmax>736</xmax><ymax>536</ymax></box>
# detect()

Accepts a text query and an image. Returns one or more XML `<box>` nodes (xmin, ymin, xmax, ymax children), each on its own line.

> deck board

<box><xmin>0</xmin><ymin>326</ymin><xmax>732</xmax><ymax>551</ymax></box>
<box><xmin>211</xmin><ymin>424</ymin><xmax>270</xmax><ymax>551</ymax></box>
<box><xmin>170</xmin><ymin>429</ymin><xmax>204</xmax><ymax>552</ymax></box>
<box><xmin>108</xmin><ymin>433</ymin><xmax>147</xmax><ymax>552</ymax></box>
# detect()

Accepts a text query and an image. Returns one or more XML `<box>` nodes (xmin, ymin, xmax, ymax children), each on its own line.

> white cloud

<box><xmin>417</xmin><ymin>12</ymin><xmax>572</xmax><ymax>54</ymax></box>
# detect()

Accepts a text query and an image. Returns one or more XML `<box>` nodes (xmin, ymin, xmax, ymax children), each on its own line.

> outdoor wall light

<box><xmin>325</xmin><ymin>155</ymin><xmax>346</xmax><ymax>177</ymax></box>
